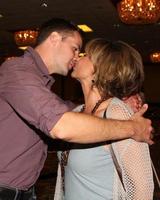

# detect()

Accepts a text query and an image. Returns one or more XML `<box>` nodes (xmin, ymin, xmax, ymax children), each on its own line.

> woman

<box><xmin>55</xmin><ymin>39</ymin><xmax>154</xmax><ymax>200</ymax></box>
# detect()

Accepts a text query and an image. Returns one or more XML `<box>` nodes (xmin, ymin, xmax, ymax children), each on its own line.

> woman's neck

<box><xmin>80</xmin><ymin>81</ymin><xmax>103</xmax><ymax>114</ymax></box>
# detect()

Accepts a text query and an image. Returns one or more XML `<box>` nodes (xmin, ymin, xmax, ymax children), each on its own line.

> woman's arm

<box><xmin>106</xmin><ymin>99</ymin><xmax>154</xmax><ymax>199</ymax></box>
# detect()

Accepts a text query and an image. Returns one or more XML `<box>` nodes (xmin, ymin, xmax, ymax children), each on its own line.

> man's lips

<box><xmin>69</xmin><ymin>60</ymin><xmax>77</xmax><ymax>69</ymax></box>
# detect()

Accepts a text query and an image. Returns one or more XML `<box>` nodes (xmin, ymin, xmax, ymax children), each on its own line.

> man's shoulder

<box><xmin>0</xmin><ymin>97</ymin><xmax>13</xmax><ymax>120</ymax></box>
<box><xmin>0</xmin><ymin>55</ymin><xmax>43</xmax><ymax>87</ymax></box>
<box><xmin>2</xmin><ymin>55</ymin><xmax>33</xmax><ymax>67</ymax></box>
<box><xmin>0</xmin><ymin>55</ymin><xmax>37</xmax><ymax>76</ymax></box>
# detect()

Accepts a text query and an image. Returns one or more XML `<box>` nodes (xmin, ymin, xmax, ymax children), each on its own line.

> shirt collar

<box><xmin>24</xmin><ymin>47</ymin><xmax>54</xmax><ymax>87</ymax></box>
<box><xmin>25</xmin><ymin>46</ymin><xmax>50</xmax><ymax>76</ymax></box>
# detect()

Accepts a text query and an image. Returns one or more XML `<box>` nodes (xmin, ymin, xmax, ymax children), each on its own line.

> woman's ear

<box><xmin>91</xmin><ymin>73</ymin><xmax>96</xmax><ymax>84</ymax></box>
<box><xmin>91</xmin><ymin>79</ymin><xmax>95</xmax><ymax>83</ymax></box>
<box><xmin>91</xmin><ymin>75</ymin><xmax>96</xmax><ymax>87</ymax></box>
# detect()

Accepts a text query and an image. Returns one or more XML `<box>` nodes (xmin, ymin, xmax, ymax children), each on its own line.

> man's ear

<box><xmin>49</xmin><ymin>32</ymin><xmax>62</xmax><ymax>44</ymax></box>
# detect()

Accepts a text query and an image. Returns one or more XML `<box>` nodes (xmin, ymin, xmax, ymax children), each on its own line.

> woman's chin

<box><xmin>71</xmin><ymin>72</ymin><xmax>80</xmax><ymax>81</ymax></box>
<box><xmin>71</xmin><ymin>71</ymin><xmax>76</xmax><ymax>78</ymax></box>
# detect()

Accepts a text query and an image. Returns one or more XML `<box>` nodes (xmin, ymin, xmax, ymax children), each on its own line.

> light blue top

<box><xmin>64</xmin><ymin>143</ymin><xmax>114</xmax><ymax>200</ymax></box>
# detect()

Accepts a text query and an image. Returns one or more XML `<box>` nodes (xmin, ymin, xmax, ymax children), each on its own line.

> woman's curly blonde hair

<box><xmin>85</xmin><ymin>38</ymin><xmax>144</xmax><ymax>99</ymax></box>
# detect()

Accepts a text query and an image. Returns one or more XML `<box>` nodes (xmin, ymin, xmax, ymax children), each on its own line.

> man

<box><xmin>0</xmin><ymin>18</ymin><xmax>153</xmax><ymax>199</ymax></box>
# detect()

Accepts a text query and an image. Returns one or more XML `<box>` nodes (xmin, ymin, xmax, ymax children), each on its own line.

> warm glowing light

<box><xmin>117</xmin><ymin>0</ymin><xmax>160</xmax><ymax>24</ymax></box>
<box><xmin>150</xmin><ymin>52</ymin><xmax>160</xmax><ymax>63</ymax></box>
<box><xmin>78</xmin><ymin>24</ymin><xmax>93</xmax><ymax>32</ymax></box>
<box><xmin>14</xmin><ymin>30</ymin><xmax>38</xmax><ymax>48</ymax></box>
<box><xmin>79</xmin><ymin>53</ymin><xmax>86</xmax><ymax>57</ymax></box>
<box><xmin>5</xmin><ymin>56</ymin><xmax>16</xmax><ymax>61</ymax></box>
<box><xmin>18</xmin><ymin>46</ymin><xmax>28</xmax><ymax>50</ymax></box>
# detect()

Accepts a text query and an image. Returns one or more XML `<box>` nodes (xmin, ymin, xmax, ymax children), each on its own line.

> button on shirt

<box><xmin>0</xmin><ymin>47</ymin><xmax>70</xmax><ymax>190</ymax></box>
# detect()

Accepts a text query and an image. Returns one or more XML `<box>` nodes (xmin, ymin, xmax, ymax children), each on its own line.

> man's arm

<box><xmin>50</xmin><ymin>104</ymin><xmax>153</xmax><ymax>144</ymax></box>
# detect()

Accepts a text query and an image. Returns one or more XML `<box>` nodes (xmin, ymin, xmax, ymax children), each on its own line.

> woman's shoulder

<box><xmin>110</xmin><ymin>97</ymin><xmax>133</xmax><ymax>113</ymax></box>
<box><xmin>106</xmin><ymin>97</ymin><xmax>133</xmax><ymax>120</ymax></box>
<box><xmin>72</xmin><ymin>104</ymin><xmax>84</xmax><ymax>112</ymax></box>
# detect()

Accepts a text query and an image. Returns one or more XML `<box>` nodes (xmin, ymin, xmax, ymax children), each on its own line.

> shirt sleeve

<box><xmin>106</xmin><ymin>98</ymin><xmax>154</xmax><ymax>200</ymax></box>
<box><xmin>1</xmin><ymin>63</ymin><xmax>70</xmax><ymax>135</ymax></box>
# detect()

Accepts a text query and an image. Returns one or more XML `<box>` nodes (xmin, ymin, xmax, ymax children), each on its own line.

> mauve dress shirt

<box><xmin>0</xmin><ymin>47</ymin><xmax>70</xmax><ymax>190</ymax></box>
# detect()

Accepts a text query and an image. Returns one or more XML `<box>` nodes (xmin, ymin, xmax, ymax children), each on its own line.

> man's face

<box><xmin>54</xmin><ymin>31</ymin><xmax>82</xmax><ymax>76</ymax></box>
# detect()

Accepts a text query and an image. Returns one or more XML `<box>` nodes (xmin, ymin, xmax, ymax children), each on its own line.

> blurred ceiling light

<box><xmin>14</xmin><ymin>30</ymin><xmax>38</xmax><ymax>49</ymax></box>
<box><xmin>18</xmin><ymin>46</ymin><xmax>28</xmax><ymax>50</ymax></box>
<box><xmin>150</xmin><ymin>52</ymin><xmax>160</xmax><ymax>63</ymax></box>
<box><xmin>41</xmin><ymin>2</ymin><xmax>48</xmax><ymax>7</ymax></box>
<box><xmin>79</xmin><ymin>53</ymin><xmax>86</xmax><ymax>57</ymax></box>
<box><xmin>117</xmin><ymin>0</ymin><xmax>160</xmax><ymax>24</ymax></box>
<box><xmin>5</xmin><ymin>56</ymin><xmax>16</xmax><ymax>60</ymax></box>
<box><xmin>78</xmin><ymin>24</ymin><xmax>93</xmax><ymax>32</ymax></box>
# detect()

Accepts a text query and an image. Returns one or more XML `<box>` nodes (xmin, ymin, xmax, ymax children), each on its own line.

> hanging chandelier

<box><xmin>117</xmin><ymin>0</ymin><xmax>160</xmax><ymax>24</ymax></box>
<box><xmin>14</xmin><ymin>30</ymin><xmax>38</xmax><ymax>49</ymax></box>
<box><xmin>150</xmin><ymin>52</ymin><xmax>160</xmax><ymax>63</ymax></box>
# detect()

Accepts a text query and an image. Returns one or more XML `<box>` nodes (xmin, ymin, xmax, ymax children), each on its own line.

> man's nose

<box><xmin>71</xmin><ymin>57</ymin><xmax>78</xmax><ymax>67</ymax></box>
<box><xmin>74</xmin><ymin>52</ymin><xmax>79</xmax><ymax>59</ymax></box>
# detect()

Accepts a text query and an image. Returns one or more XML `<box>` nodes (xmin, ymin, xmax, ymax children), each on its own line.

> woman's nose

<box><xmin>73</xmin><ymin>53</ymin><xmax>81</xmax><ymax>61</ymax></box>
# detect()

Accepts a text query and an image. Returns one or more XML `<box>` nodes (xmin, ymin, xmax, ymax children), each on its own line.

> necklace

<box><xmin>81</xmin><ymin>98</ymin><xmax>106</xmax><ymax>114</ymax></box>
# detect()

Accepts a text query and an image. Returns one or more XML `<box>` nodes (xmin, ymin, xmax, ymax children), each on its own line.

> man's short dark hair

<box><xmin>37</xmin><ymin>18</ymin><xmax>83</xmax><ymax>44</ymax></box>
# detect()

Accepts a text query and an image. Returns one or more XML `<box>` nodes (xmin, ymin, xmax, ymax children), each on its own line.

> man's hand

<box><xmin>123</xmin><ymin>93</ymin><xmax>144</xmax><ymax>112</ymax></box>
<box><xmin>130</xmin><ymin>104</ymin><xmax>154</xmax><ymax>145</ymax></box>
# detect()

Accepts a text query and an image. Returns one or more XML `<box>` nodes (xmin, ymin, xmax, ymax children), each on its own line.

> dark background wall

<box><xmin>144</xmin><ymin>63</ymin><xmax>160</xmax><ymax>104</ymax></box>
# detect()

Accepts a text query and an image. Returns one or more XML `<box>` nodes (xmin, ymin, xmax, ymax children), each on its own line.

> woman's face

<box><xmin>71</xmin><ymin>55</ymin><xmax>94</xmax><ymax>82</ymax></box>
